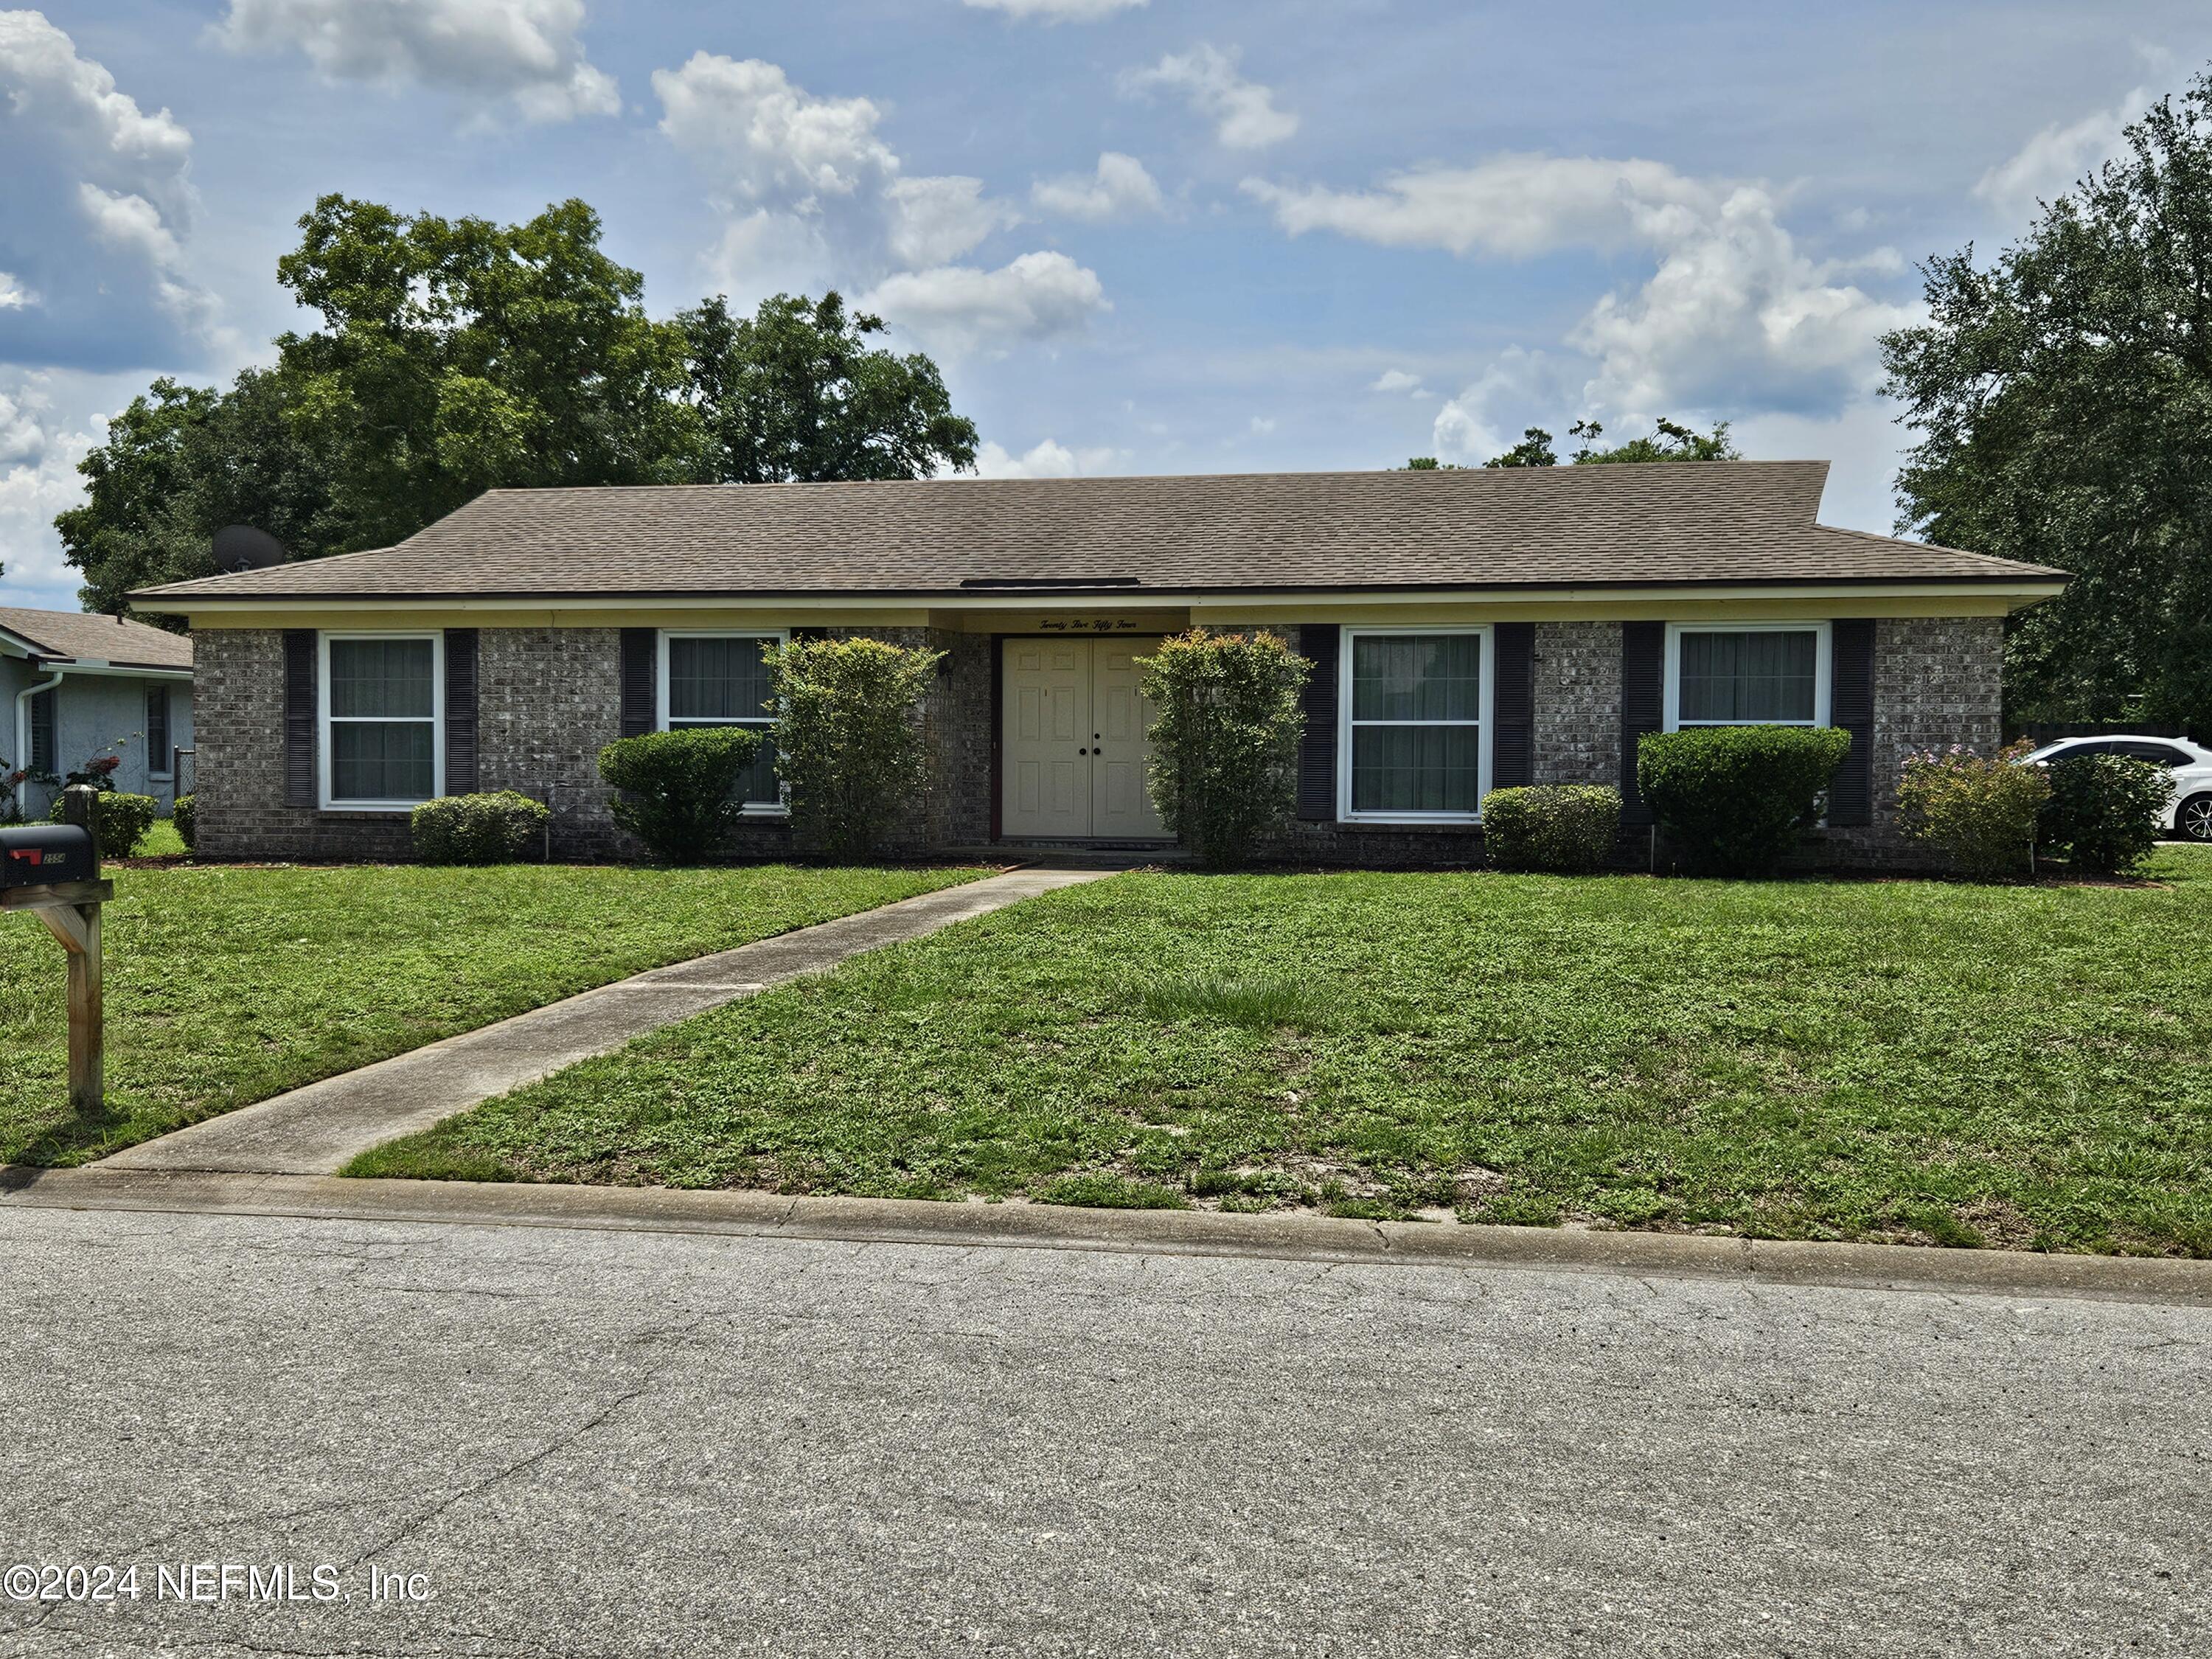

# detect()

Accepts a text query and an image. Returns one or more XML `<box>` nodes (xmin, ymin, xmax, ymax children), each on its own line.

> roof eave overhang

<box><xmin>132</xmin><ymin>574</ymin><xmax>2070</xmax><ymax>615</ymax></box>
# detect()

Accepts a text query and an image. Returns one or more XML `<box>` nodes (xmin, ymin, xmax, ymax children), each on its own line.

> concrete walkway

<box><xmin>102</xmin><ymin>867</ymin><xmax>1108</xmax><ymax>1178</ymax></box>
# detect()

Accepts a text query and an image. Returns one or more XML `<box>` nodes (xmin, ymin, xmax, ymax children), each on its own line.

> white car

<box><xmin>2023</xmin><ymin>734</ymin><xmax>2212</xmax><ymax>842</ymax></box>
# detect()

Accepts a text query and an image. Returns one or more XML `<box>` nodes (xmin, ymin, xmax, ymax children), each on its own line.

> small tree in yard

<box><xmin>769</xmin><ymin>636</ymin><xmax>942</xmax><ymax>858</ymax></box>
<box><xmin>598</xmin><ymin>727</ymin><xmax>762</xmax><ymax>863</ymax></box>
<box><xmin>1138</xmin><ymin>629</ymin><xmax>1310</xmax><ymax>869</ymax></box>
<box><xmin>1897</xmin><ymin>743</ymin><xmax>2051</xmax><ymax>879</ymax></box>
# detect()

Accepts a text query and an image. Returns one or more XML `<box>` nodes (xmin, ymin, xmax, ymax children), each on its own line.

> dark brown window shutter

<box><xmin>444</xmin><ymin>628</ymin><xmax>479</xmax><ymax>796</ymax></box>
<box><xmin>1828</xmin><ymin>619</ymin><xmax>1876</xmax><ymax>826</ymax></box>
<box><xmin>1296</xmin><ymin>624</ymin><xmax>1340</xmax><ymax>820</ymax></box>
<box><xmin>283</xmin><ymin>630</ymin><xmax>316</xmax><ymax>808</ymax></box>
<box><xmin>1492</xmin><ymin>622</ymin><xmax>1534</xmax><ymax>791</ymax></box>
<box><xmin>619</xmin><ymin>628</ymin><xmax>657</xmax><ymax>737</ymax></box>
<box><xmin>1619</xmin><ymin>621</ymin><xmax>1665</xmax><ymax>825</ymax></box>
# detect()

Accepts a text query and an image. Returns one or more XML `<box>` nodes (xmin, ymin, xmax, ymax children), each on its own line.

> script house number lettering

<box><xmin>1039</xmin><ymin>618</ymin><xmax>1138</xmax><ymax>633</ymax></box>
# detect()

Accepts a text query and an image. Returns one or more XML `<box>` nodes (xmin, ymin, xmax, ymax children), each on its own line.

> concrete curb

<box><xmin>5</xmin><ymin>1165</ymin><xmax>2210</xmax><ymax>1307</ymax></box>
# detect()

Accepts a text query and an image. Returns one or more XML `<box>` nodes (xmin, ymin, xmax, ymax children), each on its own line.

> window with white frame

<box><xmin>321</xmin><ymin>633</ymin><xmax>442</xmax><ymax>808</ymax></box>
<box><xmin>1340</xmin><ymin>628</ymin><xmax>1489</xmax><ymax>819</ymax></box>
<box><xmin>660</xmin><ymin>631</ymin><xmax>785</xmax><ymax>810</ymax></box>
<box><xmin>1667</xmin><ymin>624</ymin><xmax>1829</xmax><ymax>729</ymax></box>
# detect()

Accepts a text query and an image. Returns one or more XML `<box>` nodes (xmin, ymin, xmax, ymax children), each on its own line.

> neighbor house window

<box><xmin>28</xmin><ymin>686</ymin><xmax>55</xmax><ymax>776</ymax></box>
<box><xmin>1666</xmin><ymin>625</ymin><xmax>1830</xmax><ymax>729</ymax></box>
<box><xmin>146</xmin><ymin>685</ymin><xmax>172</xmax><ymax>778</ymax></box>
<box><xmin>319</xmin><ymin>633</ymin><xmax>442</xmax><ymax>809</ymax></box>
<box><xmin>659</xmin><ymin>631</ymin><xmax>786</xmax><ymax>810</ymax></box>
<box><xmin>1338</xmin><ymin>627</ymin><xmax>1490</xmax><ymax>820</ymax></box>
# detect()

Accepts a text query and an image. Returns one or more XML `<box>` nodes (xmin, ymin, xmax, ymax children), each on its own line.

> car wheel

<box><xmin>2181</xmin><ymin>793</ymin><xmax>2212</xmax><ymax>843</ymax></box>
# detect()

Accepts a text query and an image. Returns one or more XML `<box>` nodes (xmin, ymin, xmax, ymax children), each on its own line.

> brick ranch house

<box><xmin>131</xmin><ymin>462</ymin><xmax>2065</xmax><ymax>866</ymax></box>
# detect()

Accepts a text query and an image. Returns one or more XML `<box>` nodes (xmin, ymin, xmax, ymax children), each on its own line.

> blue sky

<box><xmin>4</xmin><ymin>0</ymin><xmax>2209</xmax><ymax>611</ymax></box>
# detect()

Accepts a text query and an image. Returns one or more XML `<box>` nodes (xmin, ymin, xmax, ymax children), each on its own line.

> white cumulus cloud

<box><xmin>0</xmin><ymin>11</ymin><xmax>223</xmax><ymax>367</ymax></box>
<box><xmin>964</xmin><ymin>0</ymin><xmax>1145</xmax><ymax>19</ymax></box>
<box><xmin>655</xmin><ymin>53</ymin><xmax>896</xmax><ymax>201</ymax></box>
<box><xmin>1032</xmin><ymin>152</ymin><xmax>1163</xmax><ymax>221</ymax></box>
<box><xmin>973</xmin><ymin>437</ymin><xmax>1122</xmax><ymax>477</ymax></box>
<box><xmin>0</xmin><ymin>377</ymin><xmax>100</xmax><ymax>610</ymax></box>
<box><xmin>1370</xmin><ymin>369</ymin><xmax>1430</xmax><ymax>398</ymax></box>
<box><xmin>863</xmin><ymin>251</ymin><xmax>1107</xmax><ymax>357</ymax></box>
<box><xmin>218</xmin><ymin>0</ymin><xmax>618</xmax><ymax>122</ymax></box>
<box><xmin>886</xmin><ymin>175</ymin><xmax>1020</xmax><ymax>268</ymax></box>
<box><xmin>1122</xmin><ymin>45</ymin><xmax>1295</xmax><ymax>150</ymax></box>
<box><xmin>1247</xmin><ymin>154</ymin><xmax>1915</xmax><ymax>422</ymax></box>
<box><xmin>1974</xmin><ymin>87</ymin><xmax>2150</xmax><ymax>224</ymax></box>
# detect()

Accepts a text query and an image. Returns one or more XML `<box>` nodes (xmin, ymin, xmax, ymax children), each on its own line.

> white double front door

<box><xmin>1001</xmin><ymin>637</ymin><xmax>1169</xmax><ymax>841</ymax></box>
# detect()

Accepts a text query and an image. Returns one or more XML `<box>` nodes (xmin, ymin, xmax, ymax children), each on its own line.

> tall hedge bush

<box><xmin>1136</xmin><ymin>629</ymin><xmax>1310</xmax><ymax>869</ymax></box>
<box><xmin>1481</xmin><ymin>785</ymin><xmax>1622</xmax><ymax>873</ymax></box>
<box><xmin>1896</xmin><ymin>743</ymin><xmax>2049</xmax><ymax>879</ymax></box>
<box><xmin>2040</xmin><ymin>752</ymin><xmax>2168</xmax><ymax>876</ymax></box>
<box><xmin>768</xmin><ymin>636</ymin><xmax>943</xmax><ymax>858</ymax></box>
<box><xmin>598</xmin><ymin>727</ymin><xmax>762</xmax><ymax>863</ymax></box>
<box><xmin>1636</xmin><ymin>726</ymin><xmax>1851</xmax><ymax>876</ymax></box>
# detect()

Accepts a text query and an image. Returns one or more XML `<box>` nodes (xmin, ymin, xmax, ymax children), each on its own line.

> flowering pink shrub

<box><xmin>1896</xmin><ymin>742</ymin><xmax>2050</xmax><ymax>878</ymax></box>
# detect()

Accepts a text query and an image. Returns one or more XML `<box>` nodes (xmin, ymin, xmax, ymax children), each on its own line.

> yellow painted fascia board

<box><xmin>1189</xmin><ymin>585</ymin><xmax>2061</xmax><ymax>625</ymax></box>
<box><xmin>173</xmin><ymin>604</ymin><xmax>936</xmax><ymax>631</ymax></box>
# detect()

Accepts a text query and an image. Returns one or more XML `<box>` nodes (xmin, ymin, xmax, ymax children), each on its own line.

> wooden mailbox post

<box><xmin>1</xmin><ymin>785</ymin><xmax>114</xmax><ymax>1113</ymax></box>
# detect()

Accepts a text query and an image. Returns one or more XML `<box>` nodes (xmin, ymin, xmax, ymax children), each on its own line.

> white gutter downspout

<box><xmin>15</xmin><ymin>665</ymin><xmax>63</xmax><ymax>807</ymax></box>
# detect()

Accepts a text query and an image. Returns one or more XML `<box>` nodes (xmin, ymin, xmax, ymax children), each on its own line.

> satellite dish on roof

<box><xmin>212</xmin><ymin>525</ymin><xmax>288</xmax><ymax>573</ymax></box>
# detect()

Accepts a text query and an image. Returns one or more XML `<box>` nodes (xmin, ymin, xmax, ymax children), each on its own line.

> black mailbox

<box><xmin>0</xmin><ymin>824</ymin><xmax>98</xmax><ymax>888</ymax></box>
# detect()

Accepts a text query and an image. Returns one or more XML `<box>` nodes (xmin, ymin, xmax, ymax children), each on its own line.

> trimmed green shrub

<box><xmin>51</xmin><ymin>789</ymin><xmax>158</xmax><ymax>856</ymax></box>
<box><xmin>411</xmin><ymin>790</ymin><xmax>550</xmax><ymax>865</ymax></box>
<box><xmin>170</xmin><ymin>793</ymin><xmax>196</xmax><ymax>852</ymax></box>
<box><xmin>1636</xmin><ymin>726</ymin><xmax>1852</xmax><ymax>876</ymax></box>
<box><xmin>2040</xmin><ymin>752</ymin><xmax>2168</xmax><ymax>876</ymax></box>
<box><xmin>1896</xmin><ymin>743</ymin><xmax>2049</xmax><ymax>879</ymax></box>
<box><xmin>768</xmin><ymin>636</ymin><xmax>943</xmax><ymax>858</ymax></box>
<box><xmin>598</xmin><ymin>727</ymin><xmax>763</xmax><ymax>863</ymax></box>
<box><xmin>1480</xmin><ymin>784</ymin><xmax>1623</xmax><ymax>873</ymax></box>
<box><xmin>1137</xmin><ymin>628</ymin><xmax>1310</xmax><ymax>869</ymax></box>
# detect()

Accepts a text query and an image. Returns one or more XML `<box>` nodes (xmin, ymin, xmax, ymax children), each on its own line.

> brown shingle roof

<box><xmin>131</xmin><ymin>462</ymin><xmax>2065</xmax><ymax>603</ymax></box>
<box><xmin>0</xmin><ymin>605</ymin><xmax>193</xmax><ymax>669</ymax></box>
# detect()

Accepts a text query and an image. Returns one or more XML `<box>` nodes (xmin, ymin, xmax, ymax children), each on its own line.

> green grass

<box><xmin>352</xmin><ymin>848</ymin><xmax>2212</xmax><ymax>1256</ymax></box>
<box><xmin>0</xmin><ymin>861</ymin><xmax>986</xmax><ymax>1166</ymax></box>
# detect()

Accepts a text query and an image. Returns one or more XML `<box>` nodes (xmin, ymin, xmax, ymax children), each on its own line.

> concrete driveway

<box><xmin>1</xmin><ymin>1196</ymin><xmax>2205</xmax><ymax>1658</ymax></box>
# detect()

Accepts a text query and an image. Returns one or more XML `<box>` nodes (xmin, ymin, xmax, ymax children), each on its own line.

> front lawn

<box><xmin>354</xmin><ymin>849</ymin><xmax>2212</xmax><ymax>1255</ymax></box>
<box><xmin>0</xmin><ymin>862</ymin><xmax>987</xmax><ymax>1166</ymax></box>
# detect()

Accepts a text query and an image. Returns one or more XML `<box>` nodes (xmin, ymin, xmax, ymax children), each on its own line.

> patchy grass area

<box><xmin>353</xmin><ymin>849</ymin><xmax>2212</xmax><ymax>1256</ymax></box>
<box><xmin>0</xmin><ymin>863</ymin><xmax>987</xmax><ymax>1166</ymax></box>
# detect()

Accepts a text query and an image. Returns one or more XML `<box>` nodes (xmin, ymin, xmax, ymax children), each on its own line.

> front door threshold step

<box><xmin>96</xmin><ymin>869</ymin><xmax>1109</xmax><ymax>1179</ymax></box>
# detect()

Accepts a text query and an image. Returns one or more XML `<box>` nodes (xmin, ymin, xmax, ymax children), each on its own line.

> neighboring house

<box><xmin>131</xmin><ymin>462</ymin><xmax>2065</xmax><ymax>866</ymax></box>
<box><xmin>0</xmin><ymin>605</ymin><xmax>195</xmax><ymax>821</ymax></box>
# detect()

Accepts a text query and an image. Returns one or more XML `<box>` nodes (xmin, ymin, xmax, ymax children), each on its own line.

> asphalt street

<box><xmin>1</xmin><ymin>1201</ymin><xmax>2205</xmax><ymax>1657</ymax></box>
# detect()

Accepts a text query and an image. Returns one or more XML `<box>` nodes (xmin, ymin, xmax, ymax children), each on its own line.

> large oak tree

<box><xmin>1882</xmin><ymin>72</ymin><xmax>2212</xmax><ymax>737</ymax></box>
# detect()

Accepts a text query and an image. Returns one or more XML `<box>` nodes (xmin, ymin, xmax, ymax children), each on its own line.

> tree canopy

<box><xmin>1882</xmin><ymin>72</ymin><xmax>2212</xmax><ymax>737</ymax></box>
<box><xmin>59</xmin><ymin>195</ymin><xmax>980</xmax><ymax>613</ymax></box>
<box><xmin>1402</xmin><ymin>416</ymin><xmax>1738</xmax><ymax>473</ymax></box>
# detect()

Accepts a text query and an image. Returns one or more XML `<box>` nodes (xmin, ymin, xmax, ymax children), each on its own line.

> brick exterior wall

<box><xmin>190</xmin><ymin>613</ymin><xmax>2006</xmax><ymax>869</ymax></box>
<box><xmin>1532</xmin><ymin>621</ymin><xmax>1621</xmax><ymax>787</ymax></box>
<box><xmin>1818</xmin><ymin>614</ymin><xmax>2006</xmax><ymax>867</ymax></box>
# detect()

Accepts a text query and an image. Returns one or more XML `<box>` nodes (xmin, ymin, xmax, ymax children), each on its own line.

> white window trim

<box><xmin>1336</xmin><ymin>625</ymin><xmax>1494</xmax><ymax>824</ymax></box>
<box><xmin>657</xmin><ymin>627</ymin><xmax>789</xmax><ymax>816</ymax></box>
<box><xmin>1664</xmin><ymin>621</ymin><xmax>1832</xmax><ymax>731</ymax></box>
<box><xmin>318</xmin><ymin>631</ymin><xmax>444</xmax><ymax>812</ymax></box>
